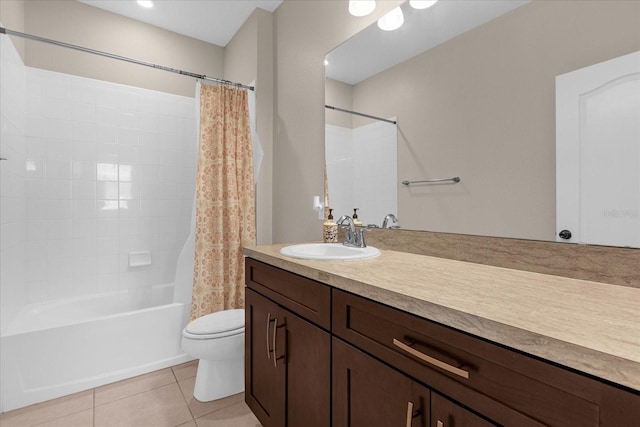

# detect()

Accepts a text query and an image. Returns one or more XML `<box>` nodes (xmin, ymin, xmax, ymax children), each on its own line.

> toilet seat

<box><xmin>183</xmin><ymin>309</ymin><xmax>245</xmax><ymax>340</ymax></box>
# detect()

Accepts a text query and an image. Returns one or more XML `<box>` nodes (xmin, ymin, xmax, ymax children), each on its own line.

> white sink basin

<box><xmin>280</xmin><ymin>243</ymin><xmax>380</xmax><ymax>261</ymax></box>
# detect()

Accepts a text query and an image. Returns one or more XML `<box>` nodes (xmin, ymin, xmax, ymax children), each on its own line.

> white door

<box><xmin>556</xmin><ymin>51</ymin><xmax>640</xmax><ymax>248</ymax></box>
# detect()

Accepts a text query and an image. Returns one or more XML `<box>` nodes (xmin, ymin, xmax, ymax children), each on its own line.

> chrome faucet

<box><xmin>382</xmin><ymin>213</ymin><xmax>400</xmax><ymax>229</ymax></box>
<box><xmin>337</xmin><ymin>215</ymin><xmax>372</xmax><ymax>248</ymax></box>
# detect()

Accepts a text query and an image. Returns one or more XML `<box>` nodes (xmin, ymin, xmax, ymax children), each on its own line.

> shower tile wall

<box><xmin>325</xmin><ymin>124</ymin><xmax>353</xmax><ymax>220</ymax></box>
<box><xmin>0</xmin><ymin>32</ymin><xmax>28</xmax><ymax>331</ymax></box>
<box><xmin>7</xmin><ymin>64</ymin><xmax>197</xmax><ymax>313</ymax></box>
<box><xmin>325</xmin><ymin>121</ymin><xmax>397</xmax><ymax>227</ymax></box>
<box><xmin>352</xmin><ymin>120</ymin><xmax>397</xmax><ymax>226</ymax></box>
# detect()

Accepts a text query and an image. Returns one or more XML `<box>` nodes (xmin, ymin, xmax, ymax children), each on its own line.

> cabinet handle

<box><xmin>272</xmin><ymin>317</ymin><xmax>278</xmax><ymax>368</ymax></box>
<box><xmin>266</xmin><ymin>313</ymin><xmax>272</xmax><ymax>360</ymax></box>
<box><xmin>393</xmin><ymin>338</ymin><xmax>470</xmax><ymax>379</ymax></box>
<box><xmin>406</xmin><ymin>401</ymin><xmax>414</xmax><ymax>427</ymax></box>
<box><xmin>437</xmin><ymin>421</ymin><xmax>444</xmax><ymax>427</ymax></box>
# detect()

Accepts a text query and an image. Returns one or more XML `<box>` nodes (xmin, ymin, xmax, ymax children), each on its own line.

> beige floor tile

<box><xmin>172</xmin><ymin>360</ymin><xmax>198</xmax><ymax>381</ymax></box>
<box><xmin>0</xmin><ymin>390</ymin><xmax>93</xmax><ymax>427</ymax></box>
<box><xmin>176</xmin><ymin>421</ymin><xmax>197</xmax><ymax>427</ymax></box>
<box><xmin>94</xmin><ymin>368</ymin><xmax>176</xmax><ymax>407</ymax></box>
<box><xmin>194</xmin><ymin>401</ymin><xmax>261</xmax><ymax>427</ymax></box>
<box><xmin>94</xmin><ymin>383</ymin><xmax>192</xmax><ymax>427</ymax></box>
<box><xmin>177</xmin><ymin>377</ymin><xmax>244</xmax><ymax>419</ymax></box>
<box><xmin>33</xmin><ymin>408</ymin><xmax>94</xmax><ymax>427</ymax></box>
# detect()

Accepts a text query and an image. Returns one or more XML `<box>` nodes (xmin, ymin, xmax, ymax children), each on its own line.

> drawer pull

<box><xmin>272</xmin><ymin>317</ymin><xmax>278</xmax><ymax>367</ymax></box>
<box><xmin>406</xmin><ymin>401</ymin><xmax>414</xmax><ymax>427</ymax></box>
<box><xmin>266</xmin><ymin>313</ymin><xmax>274</xmax><ymax>360</ymax></box>
<box><xmin>437</xmin><ymin>421</ymin><xmax>444</xmax><ymax>427</ymax></box>
<box><xmin>393</xmin><ymin>338</ymin><xmax>470</xmax><ymax>379</ymax></box>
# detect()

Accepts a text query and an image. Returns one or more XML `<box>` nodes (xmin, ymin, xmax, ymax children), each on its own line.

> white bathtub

<box><xmin>0</xmin><ymin>284</ymin><xmax>192</xmax><ymax>412</ymax></box>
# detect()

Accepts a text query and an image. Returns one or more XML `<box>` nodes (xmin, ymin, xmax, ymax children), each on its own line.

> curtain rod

<box><xmin>0</xmin><ymin>27</ymin><xmax>254</xmax><ymax>91</ymax></box>
<box><xmin>325</xmin><ymin>105</ymin><xmax>397</xmax><ymax>125</ymax></box>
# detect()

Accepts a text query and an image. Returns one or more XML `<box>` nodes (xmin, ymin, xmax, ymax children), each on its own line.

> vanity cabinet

<box><xmin>245</xmin><ymin>259</ymin><xmax>331</xmax><ymax>427</ymax></box>
<box><xmin>333</xmin><ymin>337</ymin><xmax>431</xmax><ymax>427</ymax></box>
<box><xmin>333</xmin><ymin>289</ymin><xmax>639</xmax><ymax>427</ymax></box>
<box><xmin>245</xmin><ymin>256</ymin><xmax>640</xmax><ymax>427</ymax></box>
<box><xmin>333</xmin><ymin>336</ymin><xmax>499</xmax><ymax>427</ymax></box>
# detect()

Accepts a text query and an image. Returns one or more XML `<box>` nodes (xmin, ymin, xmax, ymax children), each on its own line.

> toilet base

<box><xmin>193</xmin><ymin>357</ymin><xmax>244</xmax><ymax>402</ymax></box>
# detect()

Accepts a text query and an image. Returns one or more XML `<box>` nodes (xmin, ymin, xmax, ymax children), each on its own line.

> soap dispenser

<box><xmin>352</xmin><ymin>208</ymin><xmax>362</xmax><ymax>227</ymax></box>
<box><xmin>323</xmin><ymin>208</ymin><xmax>338</xmax><ymax>243</ymax></box>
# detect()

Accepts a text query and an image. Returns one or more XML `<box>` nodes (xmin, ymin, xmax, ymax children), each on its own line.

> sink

<box><xmin>280</xmin><ymin>243</ymin><xmax>380</xmax><ymax>261</ymax></box>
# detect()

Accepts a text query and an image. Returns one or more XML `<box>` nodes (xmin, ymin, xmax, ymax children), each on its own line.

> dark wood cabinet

<box><xmin>245</xmin><ymin>260</ymin><xmax>331</xmax><ymax>427</ymax></box>
<box><xmin>332</xmin><ymin>288</ymin><xmax>639</xmax><ymax>427</ymax></box>
<box><xmin>245</xmin><ymin>257</ymin><xmax>640</xmax><ymax>427</ymax></box>
<box><xmin>431</xmin><ymin>392</ymin><xmax>496</xmax><ymax>427</ymax></box>
<box><xmin>333</xmin><ymin>337</ymin><xmax>430</xmax><ymax>427</ymax></box>
<box><xmin>245</xmin><ymin>288</ymin><xmax>286</xmax><ymax>426</ymax></box>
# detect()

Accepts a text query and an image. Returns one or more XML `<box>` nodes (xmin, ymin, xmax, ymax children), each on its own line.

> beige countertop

<box><xmin>244</xmin><ymin>243</ymin><xmax>640</xmax><ymax>392</ymax></box>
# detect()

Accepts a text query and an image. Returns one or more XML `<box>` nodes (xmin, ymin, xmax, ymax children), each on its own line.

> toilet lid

<box><xmin>185</xmin><ymin>309</ymin><xmax>245</xmax><ymax>336</ymax></box>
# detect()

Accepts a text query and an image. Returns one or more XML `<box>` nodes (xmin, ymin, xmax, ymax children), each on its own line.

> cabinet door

<box><xmin>246</xmin><ymin>288</ymin><xmax>331</xmax><ymax>427</ymax></box>
<box><xmin>431</xmin><ymin>392</ymin><xmax>496</xmax><ymax>427</ymax></box>
<box><xmin>333</xmin><ymin>338</ymin><xmax>430</xmax><ymax>427</ymax></box>
<box><xmin>281</xmin><ymin>304</ymin><xmax>331</xmax><ymax>427</ymax></box>
<box><xmin>245</xmin><ymin>288</ymin><xmax>285</xmax><ymax>427</ymax></box>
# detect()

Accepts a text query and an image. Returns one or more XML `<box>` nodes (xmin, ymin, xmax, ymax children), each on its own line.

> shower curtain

<box><xmin>191</xmin><ymin>84</ymin><xmax>256</xmax><ymax>319</ymax></box>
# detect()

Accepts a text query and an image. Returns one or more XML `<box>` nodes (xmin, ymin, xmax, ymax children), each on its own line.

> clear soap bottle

<box><xmin>352</xmin><ymin>208</ymin><xmax>362</xmax><ymax>227</ymax></box>
<box><xmin>323</xmin><ymin>208</ymin><xmax>338</xmax><ymax>243</ymax></box>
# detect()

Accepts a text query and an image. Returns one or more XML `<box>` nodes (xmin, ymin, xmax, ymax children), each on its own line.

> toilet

<box><xmin>181</xmin><ymin>309</ymin><xmax>245</xmax><ymax>402</ymax></box>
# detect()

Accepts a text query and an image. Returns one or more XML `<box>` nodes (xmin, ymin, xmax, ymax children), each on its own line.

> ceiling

<box><xmin>78</xmin><ymin>0</ymin><xmax>283</xmax><ymax>47</ymax></box>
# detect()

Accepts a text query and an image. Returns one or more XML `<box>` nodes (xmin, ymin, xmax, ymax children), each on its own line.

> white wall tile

<box><xmin>96</xmin><ymin>181</ymin><xmax>119</xmax><ymax>199</ymax></box>
<box><xmin>118</xmin><ymin>128</ymin><xmax>139</xmax><ymax>146</ymax></box>
<box><xmin>96</xmin><ymin>200</ymin><xmax>119</xmax><ymax>218</ymax></box>
<box><xmin>72</xmin><ymin>160</ymin><xmax>97</xmax><ymax>181</ymax></box>
<box><xmin>96</xmin><ymin>106</ymin><xmax>118</xmax><ymax>127</ymax></box>
<box><xmin>3</xmin><ymin>63</ymin><xmax>197</xmax><ymax>315</ymax></box>
<box><xmin>47</xmin><ymin>180</ymin><xmax>72</xmax><ymax>200</ymax></box>
<box><xmin>119</xmin><ymin>146</ymin><xmax>139</xmax><ymax>164</ymax></box>
<box><xmin>96</xmin><ymin>144</ymin><xmax>118</xmax><ymax>163</ymax></box>
<box><xmin>72</xmin><ymin>199</ymin><xmax>97</xmax><ymax>219</ymax></box>
<box><xmin>96</xmin><ymin>219</ymin><xmax>119</xmax><ymax>237</ymax></box>
<box><xmin>96</xmin><ymin>125</ymin><xmax>118</xmax><ymax>144</ymax></box>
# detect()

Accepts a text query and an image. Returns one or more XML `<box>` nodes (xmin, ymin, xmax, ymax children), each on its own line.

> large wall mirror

<box><xmin>325</xmin><ymin>0</ymin><xmax>640</xmax><ymax>243</ymax></box>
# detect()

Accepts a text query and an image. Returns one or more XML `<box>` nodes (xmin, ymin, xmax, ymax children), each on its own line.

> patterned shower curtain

<box><xmin>191</xmin><ymin>84</ymin><xmax>256</xmax><ymax>319</ymax></box>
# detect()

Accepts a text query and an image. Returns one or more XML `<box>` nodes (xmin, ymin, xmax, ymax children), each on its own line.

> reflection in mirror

<box><xmin>325</xmin><ymin>0</ymin><xmax>640</xmax><ymax>242</ymax></box>
<box><xmin>324</xmin><ymin>103</ymin><xmax>397</xmax><ymax>227</ymax></box>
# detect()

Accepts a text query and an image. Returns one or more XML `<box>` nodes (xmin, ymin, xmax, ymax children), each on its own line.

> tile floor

<box><xmin>0</xmin><ymin>361</ymin><xmax>262</xmax><ymax>427</ymax></box>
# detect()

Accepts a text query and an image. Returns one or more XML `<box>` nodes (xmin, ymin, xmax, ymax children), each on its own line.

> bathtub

<box><xmin>0</xmin><ymin>284</ymin><xmax>193</xmax><ymax>412</ymax></box>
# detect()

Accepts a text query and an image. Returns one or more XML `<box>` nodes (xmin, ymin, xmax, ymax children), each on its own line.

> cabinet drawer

<box><xmin>333</xmin><ymin>289</ymin><xmax>601</xmax><ymax>427</ymax></box>
<box><xmin>245</xmin><ymin>258</ymin><xmax>331</xmax><ymax>329</ymax></box>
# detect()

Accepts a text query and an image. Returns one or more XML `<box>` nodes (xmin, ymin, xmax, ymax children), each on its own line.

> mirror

<box><xmin>325</xmin><ymin>0</ymin><xmax>640</xmax><ymax>242</ymax></box>
<box><xmin>325</xmin><ymin>108</ymin><xmax>398</xmax><ymax>227</ymax></box>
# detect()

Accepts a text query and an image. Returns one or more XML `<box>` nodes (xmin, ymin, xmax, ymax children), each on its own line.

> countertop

<box><xmin>244</xmin><ymin>244</ymin><xmax>640</xmax><ymax>392</ymax></box>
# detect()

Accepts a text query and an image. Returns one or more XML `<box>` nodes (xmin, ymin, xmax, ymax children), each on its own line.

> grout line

<box><xmin>175</xmin><ymin>374</ymin><xmax>197</xmax><ymax>421</ymax></box>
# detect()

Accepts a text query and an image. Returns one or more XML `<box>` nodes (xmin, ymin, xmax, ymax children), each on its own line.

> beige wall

<box><xmin>349</xmin><ymin>0</ymin><xmax>640</xmax><ymax>241</ymax></box>
<box><xmin>325</xmin><ymin>78</ymin><xmax>353</xmax><ymax>128</ymax></box>
<box><xmin>22</xmin><ymin>0</ymin><xmax>224</xmax><ymax>97</ymax></box>
<box><xmin>0</xmin><ymin>0</ymin><xmax>26</xmax><ymax>59</ymax></box>
<box><xmin>273</xmin><ymin>0</ymin><xmax>402</xmax><ymax>244</ymax></box>
<box><xmin>224</xmin><ymin>8</ymin><xmax>275</xmax><ymax>245</ymax></box>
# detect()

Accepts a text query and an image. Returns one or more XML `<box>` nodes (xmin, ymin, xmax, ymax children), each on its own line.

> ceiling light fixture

<box><xmin>378</xmin><ymin>6</ymin><xmax>404</xmax><ymax>31</ymax></box>
<box><xmin>137</xmin><ymin>0</ymin><xmax>154</xmax><ymax>8</ymax></box>
<box><xmin>348</xmin><ymin>0</ymin><xmax>376</xmax><ymax>17</ymax></box>
<box><xmin>409</xmin><ymin>0</ymin><xmax>438</xmax><ymax>9</ymax></box>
